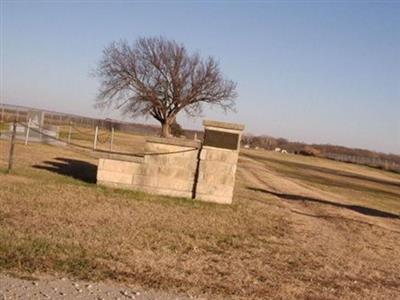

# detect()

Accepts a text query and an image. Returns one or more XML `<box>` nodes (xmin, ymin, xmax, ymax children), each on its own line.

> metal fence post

<box><xmin>68</xmin><ymin>122</ymin><xmax>72</xmax><ymax>144</ymax></box>
<box><xmin>24</xmin><ymin>118</ymin><xmax>31</xmax><ymax>145</ymax></box>
<box><xmin>110</xmin><ymin>126</ymin><xmax>114</xmax><ymax>151</ymax></box>
<box><xmin>7</xmin><ymin>121</ymin><xmax>17</xmax><ymax>174</ymax></box>
<box><xmin>93</xmin><ymin>126</ymin><xmax>98</xmax><ymax>150</ymax></box>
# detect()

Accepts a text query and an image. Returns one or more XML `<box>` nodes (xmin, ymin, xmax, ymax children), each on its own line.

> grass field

<box><xmin>0</xmin><ymin>139</ymin><xmax>399</xmax><ymax>299</ymax></box>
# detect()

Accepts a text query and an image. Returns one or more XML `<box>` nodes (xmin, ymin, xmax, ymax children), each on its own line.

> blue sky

<box><xmin>1</xmin><ymin>1</ymin><xmax>399</xmax><ymax>154</ymax></box>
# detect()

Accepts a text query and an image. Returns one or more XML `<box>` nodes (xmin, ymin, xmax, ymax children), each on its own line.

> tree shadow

<box><xmin>33</xmin><ymin>157</ymin><xmax>97</xmax><ymax>184</ymax></box>
<box><xmin>247</xmin><ymin>187</ymin><xmax>400</xmax><ymax>219</ymax></box>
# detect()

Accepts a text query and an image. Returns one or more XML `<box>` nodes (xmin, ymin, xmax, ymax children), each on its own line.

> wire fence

<box><xmin>323</xmin><ymin>152</ymin><xmax>400</xmax><ymax>174</ymax></box>
<box><xmin>2</xmin><ymin>117</ymin><xmax>399</xmax><ymax>174</ymax></box>
<box><xmin>0</xmin><ymin>120</ymin><xmax>199</xmax><ymax>173</ymax></box>
<box><xmin>0</xmin><ymin>105</ymin><xmax>163</xmax><ymax>136</ymax></box>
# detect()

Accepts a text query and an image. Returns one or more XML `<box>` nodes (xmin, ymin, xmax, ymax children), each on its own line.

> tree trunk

<box><xmin>161</xmin><ymin>121</ymin><xmax>171</xmax><ymax>138</ymax></box>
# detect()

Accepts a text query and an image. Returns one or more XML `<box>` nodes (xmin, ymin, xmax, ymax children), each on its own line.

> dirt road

<box><xmin>0</xmin><ymin>274</ymin><xmax>197</xmax><ymax>300</ymax></box>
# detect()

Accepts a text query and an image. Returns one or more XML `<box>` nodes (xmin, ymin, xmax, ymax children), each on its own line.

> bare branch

<box><xmin>94</xmin><ymin>36</ymin><xmax>237</xmax><ymax>137</ymax></box>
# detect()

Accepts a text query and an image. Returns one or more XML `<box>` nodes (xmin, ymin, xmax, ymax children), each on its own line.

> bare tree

<box><xmin>95</xmin><ymin>37</ymin><xmax>237</xmax><ymax>137</ymax></box>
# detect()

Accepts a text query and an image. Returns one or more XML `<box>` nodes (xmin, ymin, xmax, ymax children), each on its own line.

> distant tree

<box><xmin>241</xmin><ymin>134</ymin><xmax>254</xmax><ymax>146</ymax></box>
<box><xmin>95</xmin><ymin>37</ymin><xmax>237</xmax><ymax>137</ymax></box>
<box><xmin>276</xmin><ymin>138</ymin><xmax>288</xmax><ymax>146</ymax></box>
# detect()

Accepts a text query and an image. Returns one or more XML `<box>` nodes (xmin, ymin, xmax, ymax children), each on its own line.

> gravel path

<box><xmin>0</xmin><ymin>274</ymin><xmax>198</xmax><ymax>300</ymax></box>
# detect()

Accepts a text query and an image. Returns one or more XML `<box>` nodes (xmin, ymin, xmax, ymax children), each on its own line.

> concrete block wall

<box><xmin>138</xmin><ymin>137</ymin><xmax>200</xmax><ymax>198</ymax></box>
<box><xmin>97</xmin><ymin>156</ymin><xmax>144</xmax><ymax>189</ymax></box>
<box><xmin>96</xmin><ymin>120</ymin><xmax>244</xmax><ymax>204</ymax></box>
<box><xmin>97</xmin><ymin>137</ymin><xmax>200</xmax><ymax>198</ymax></box>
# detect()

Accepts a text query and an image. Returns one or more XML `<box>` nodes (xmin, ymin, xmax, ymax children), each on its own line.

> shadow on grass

<box><xmin>248</xmin><ymin>187</ymin><xmax>400</xmax><ymax>219</ymax></box>
<box><xmin>243</xmin><ymin>153</ymin><xmax>400</xmax><ymax>188</ymax></box>
<box><xmin>243</xmin><ymin>153</ymin><xmax>400</xmax><ymax>200</ymax></box>
<box><xmin>33</xmin><ymin>157</ymin><xmax>97</xmax><ymax>184</ymax></box>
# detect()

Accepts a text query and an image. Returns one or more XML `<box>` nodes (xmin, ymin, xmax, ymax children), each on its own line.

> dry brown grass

<box><xmin>1</xmin><ymin>121</ymin><xmax>147</xmax><ymax>154</ymax></box>
<box><xmin>0</xmin><ymin>140</ymin><xmax>399</xmax><ymax>299</ymax></box>
<box><xmin>58</xmin><ymin>125</ymin><xmax>147</xmax><ymax>154</ymax></box>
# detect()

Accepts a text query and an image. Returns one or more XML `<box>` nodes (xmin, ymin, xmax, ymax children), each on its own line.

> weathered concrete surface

<box><xmin>203</xmin><ymin>120</ymin><xmax>245</xmax><ymax>131</ymax></box>
<box><xmin>97</xmin><ymin>138</ymin><xmax>200</xmax><ymax>199</ymax></box>
<box><xmin>195</xmin><ymin>148</ymin><xmax>239</xmax><ymax>204</ymax></box>
<box><xmin>194</xmin><ymin>121</ymin><xmax>244</xmax><ymax>204</ymax></box>
<box><xmin>97</xmin><ymin>120</ymin><xmax>244</xmax><ymax>204</ymax></box>
<box><xmin>97</xmin><ymin>159</ymin><xmax>142</xmax><ymax>185</ymax></box>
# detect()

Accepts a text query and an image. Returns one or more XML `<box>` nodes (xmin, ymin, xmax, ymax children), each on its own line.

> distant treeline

<box><xmin>242</xmin><ymin>134</ymin><xmax>400</xmax><ymax>174</ymax></box>
<box><xmin>2</xmin><ymin>103</ymin><xmax>398</xmax><ymax>173</ymax></box>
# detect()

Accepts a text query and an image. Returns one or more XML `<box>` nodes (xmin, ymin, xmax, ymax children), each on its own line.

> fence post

<box><xmin>7</xmin><ymin>121</ymin><xmax>17</xmax><ymax>174</ymax></box>
<box><xmin>93</xmin><ymin>126</ymin><xmax>98</xmax><ymax>150</ymax></box>
<box><xmin>25</xmin><ymin>118</ymin><xmax>31</xmax><ymax>145</ymax></box>
<box><xmin>68</xmin><ymin>122</ymin><xmax>72</xmax><ymax>144</ymax></box>
<box><xmin>110</xmin><ymin>126</ymin><xmax>114</xmax><ymax>151</ymax></box>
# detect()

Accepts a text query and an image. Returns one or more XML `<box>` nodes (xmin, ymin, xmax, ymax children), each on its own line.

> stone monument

<box><xmin>195</xmin><ymin>120</ymin><xmax>245</xmax><ymax>204</ymax></box>
<box><xmin>97</xmin><ymin>119</ymin><xmax>245</xmax><ymax>204</ymax></box>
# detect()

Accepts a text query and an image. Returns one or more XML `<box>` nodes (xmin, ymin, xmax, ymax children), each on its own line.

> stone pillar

<box><xmin>195</xmin><ymin>120</ymin><xmax>245</xmax><ymax>204</ymax></box>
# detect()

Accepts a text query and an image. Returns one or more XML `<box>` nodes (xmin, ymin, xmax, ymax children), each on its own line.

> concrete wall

<box><xmin>97</xmin><ymin>156</ymin><xmax>144</xmax><ymax>189</ymax></box>
<box><xmin>96</xmin><ymin>120</ymin><xmax>244</xmax><ymax>204</ymax></box>
<box><xmin>97</xmin><ymin>137</ymin><xmax>200</xmax><ymax>198</ymax></box>
<box><xmin>137</xmin><ymin>137</ymin><xmax>200</xmax><ymax>198</ymax></box>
